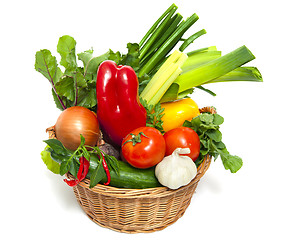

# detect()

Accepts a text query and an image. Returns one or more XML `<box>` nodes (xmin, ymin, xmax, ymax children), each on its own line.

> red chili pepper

<box><xmin>101</xmin><ymin>152</ymin><xmax>111</xmax><ymax>186</ymax></box>
<box><xmin>96</xmin><ymin>60</ymin><xmax>147</xmax><ymax>147</ymax></box>
<box><xmin>78</xmin><ymin>156</ymin><xmax>90</xmax><ymax>181</ymax></box>
<box><xmin>63</xmin><ymin>156</ymin><xmax>90</xmax><ymax>187</ymax></box>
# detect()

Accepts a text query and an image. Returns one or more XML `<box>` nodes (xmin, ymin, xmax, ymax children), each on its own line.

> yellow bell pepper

<box><xmin>161</xmin><ymin>98</ymin><xmax>200</xmax><ymax>132</ymax></box>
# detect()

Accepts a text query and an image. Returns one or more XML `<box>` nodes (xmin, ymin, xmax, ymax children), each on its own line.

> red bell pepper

<box><xmin>96</xmin><ymin>60</ymin><xmax>147</xmax><ymax>147</ymax></box>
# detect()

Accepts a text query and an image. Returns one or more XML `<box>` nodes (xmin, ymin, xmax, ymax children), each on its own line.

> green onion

<box><xmin>139</xmin><ymin>4</ymin><xmax>178</xmax><ymax>48</ymax></box>
<box><xmin>139</xmin><ymin>7</ymin><xmax>178</xmax><ymax>59</ymax></box>
<box><xmin>179</xmin><ymin>29</ymin><xmax>207</xmax><ymax>52</ymax></box>
<box><xmin>138</xmin><ymin>13</ymin><xmax>199</xmax><ymax>77</ymax></box>
<box><xmin>140</xmin><ymin>13</ymin><xmax>183</xmax><ymax>64</ymax></box>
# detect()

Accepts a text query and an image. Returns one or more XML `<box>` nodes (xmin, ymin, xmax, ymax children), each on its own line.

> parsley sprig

<box><xmin>140</xmin><ymin>98</ymin><xmax>165</xmax><ymax>133</ymax></box>
<box><xmin>183</xmin><ymin>112</ymin><xmax>243</xmax><ymax>173</ymax></box>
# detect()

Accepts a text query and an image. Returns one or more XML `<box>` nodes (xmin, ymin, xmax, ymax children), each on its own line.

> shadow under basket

<box><xmin>56</xmin><ymin>107</ymin><xmax>215</xmax><ymax>233</ymax></box>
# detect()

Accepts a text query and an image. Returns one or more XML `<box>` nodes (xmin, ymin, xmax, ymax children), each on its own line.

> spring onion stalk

<box><xmin>175</xmin><ymin>45</ymin><xmax>255</xmax><ymax>93</ymax></box>
<box><xmin>138</xmin><ymin>13</ymin><xmax>199</xmax><ymax>77</ymax></box>
<box><xmin>140</xmin><ymin>50</ymin><xmax>187</xmax><ymax>105</ymax></box>
<box><xmin>139</xmin><ymin>8</ymin><xmax>178</xmax><ymax>59</ymax></box>
<box><xmin>140</xmin><ymin>13</ymin><xmax>183</xmax><ymax>64</ymax></box>
<box><xmin>139</xmin><ymin>4</ymin><xmax>178</xmax><ymax>48</ymax></box>
<box><xmin>179</xmin><ymin>29</ymin><xmax>207</xmax><ymax>52</ymax></box>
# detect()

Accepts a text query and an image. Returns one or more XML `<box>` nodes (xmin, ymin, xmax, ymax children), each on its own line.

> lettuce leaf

<box><xmin>41</xmin><ymin>147</ymin><xmax>60</xmax><ymax>174</ymax></box>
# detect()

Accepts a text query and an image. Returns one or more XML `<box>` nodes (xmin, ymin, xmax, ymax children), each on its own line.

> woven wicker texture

<box><xmin>62</xmin><ymin>106</ymin><xmax>216</xmax><ymax>233</ymax></box>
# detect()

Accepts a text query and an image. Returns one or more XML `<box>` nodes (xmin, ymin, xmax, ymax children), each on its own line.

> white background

<box><xmin>1</xmin><ymin>0</ymin><xmax>282</xmax><ymax>239</ymax></box>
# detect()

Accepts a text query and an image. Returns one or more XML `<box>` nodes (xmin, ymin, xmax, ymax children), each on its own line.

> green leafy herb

<box><xmin>140</xmin><ymin>98</ymin><xmax>165</xmax><ymax>133</ymax></box>
<box><xmin>43</xmin><ymin>139</ymin><xmax>69</xmax><ymax>156</ymax></box>
<box><xmin>118</xmin><ymin>43</ymin><xmax>140</xmax><ymax>71</ymax></box>
<box><xmin>183</xmin><ymin>112</ymin><xmax>243</xmax><ymax>173</ymax></box>
<box><xmin>57</xmin><ymin>35</ymin><xmax>77</xmax><ymax>72</ymax></box>
<box><xmin>35</xmin><ymin>36</ymin><xmax>98</xmax><ymax>110</ymax></box>
<box><xmin>43</xmin><ymin>135</ymin><xmax>119</xmax><ymax>187</ymax></box>
<box><xmin>89</xmin><ymin>158</ymin><xmax>105</xmax><ymax>188</ymax></box>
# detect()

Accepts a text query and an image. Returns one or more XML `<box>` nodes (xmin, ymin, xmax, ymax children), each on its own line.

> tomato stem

<box><xmin>122</xmin><ymin>132</ymin><xmax>149</xmax><ymax>147</ymax></box>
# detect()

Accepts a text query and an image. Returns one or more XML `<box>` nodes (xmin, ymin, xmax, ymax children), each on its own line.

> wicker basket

<box><xmin>49</xmin><ymin>106</ymin><xmax>215</xmax><ymax>233</ymax></box>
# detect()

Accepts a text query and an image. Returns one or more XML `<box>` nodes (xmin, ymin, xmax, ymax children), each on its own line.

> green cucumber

<box><xmin>48</xmin><ymin>149</ymin><xmax>161</xmax><ymax>189</ymax></box>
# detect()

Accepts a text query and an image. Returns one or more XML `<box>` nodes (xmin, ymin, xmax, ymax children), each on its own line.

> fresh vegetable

<box><xmin>96</xmin><ymin>60</ymin><xmax>147</xmax><ymax>147</ymax></box>
<box><xmin>140</xmin><ymin>50</ymin><xmax>188</xmax><ymax>106</ymax></box>
<box><xmin>37</xmin><ymin>3</ymin><xmax>263</xmax><ymax>192</ymax></box>
<box><xmin>160</xmin><ymin>98</ymin><xmax>200</xmax><ymax>132</ymax></box>
<box><xmin>136</xmin><ymin>4</ymin><xmax>262</xmax><ymax>105</ymax></box>
<box><xmin>41</xmin><ymin>148</ymin><xmax>60</xmax><ymax>174</ymax></box>
<box><xmin>100</xmin><ymin>152</ymin><xmax>111</xmax><ymax>185</ymax></box>
<box><xmin>163</xmin><ymin>127</ymin><xmax>200</xmax><ymax>161</ymax></box>
<box><xmin>140</xmin><ymin>99</ymin><xmax>165</xmax><ymax>133</ymax></box>
<box><xmin>54</xmin><ymin>106</ymin><xmax>100</xmax><ymax>151</ymax></box>
<box><xmin>183</xmin><ymin>111</ymin><xmax>243</xmax><ymax>173</ymax></box>
<box><xmin>155</xmin><ymin>148</ymin><xmax>197</xmax><ymax>189</ymax></box>
<box><xmin>162</xmin><ymin>45</ymin><xmax>262</xmax><ymax>102</ymax></box>
<box><xmin>35</xmin><ymin>36</ymin><xmax>99</xmax><ymax>110</ymax></box>
<box><xmin>41</xmin><ymin>144</ymin><xmax>161</xmax><ymax>189</ymax></box>
<box><xmin>121</xmin><ymin>127</ymin><xmax>166</xmax><ymax>169</ymax></box>
<box><xmin>43</xmin><ymin>136</ymin><xmax>119</xmax><ymax>187</ymax></box>
<box><xmin>138</xmin><ymin>4</ymin><xmax>199</xmax><ymax>77</ymax></box>
<box><xmin>63</xmin><ymin>156</ymin><xmax>89</xmax><ymax>187</ymax></box>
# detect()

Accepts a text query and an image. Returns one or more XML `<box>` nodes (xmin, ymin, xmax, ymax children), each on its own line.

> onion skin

<box><xmin>54</xmin><ymin>106</ymin><xmax>100</xmax><ymax>151</ymax></box>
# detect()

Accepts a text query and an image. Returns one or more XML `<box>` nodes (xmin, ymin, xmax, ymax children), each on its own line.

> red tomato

<box><xmin>163</xmin><ymin>127</ymin><xmax>200</xmax><ymax>161</ymax></box>
<box><xmin>121</xmin><ymin>127</ymin><xmax>166</xmax><ymax>169</ymax></box>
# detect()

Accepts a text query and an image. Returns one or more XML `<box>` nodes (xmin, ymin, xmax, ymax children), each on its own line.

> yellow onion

<box><xmin>54</xmin><ymin>106</ymin><xmax>100</xmax><ymax>150</ymax></box>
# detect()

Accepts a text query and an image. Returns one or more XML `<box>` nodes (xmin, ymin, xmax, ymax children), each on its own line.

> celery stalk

<box><xmin>175</xmin><ymin>45</ymin><xmax>255</xmax><ymax>93</ymax></box>
<box><xmin>148</xmin><ymin>53</ymin><xmax>187</xmax><ymax>105</ymax></box>
<box><xmin>140</xmin><ymin>50</ymin><xmax>183</xmax><ymax>100</ymax></box>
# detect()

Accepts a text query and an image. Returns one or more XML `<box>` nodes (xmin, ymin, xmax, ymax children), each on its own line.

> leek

<box><xmin>206</xmin><ymin>67</ymin><xmax>262</xmax><ymax>83</ymax></box>
<box><xmin>160</xmin><ymin>47</ymin><xmax>262</xmax><ymax>103</ymax></box>
<box><xmin>137</xmin><ymin>4</ymin><xmax>262</xmax><ymax>106</ymax></box>
<box><xmin>182</xmin><ymin>49</ymin><xmax>222</xmax><ymax>72</ymax></box>
<box><xmin>175</xmin><ymin>45</ymin><xmax>255</xmax><ymax>93</ymax></box>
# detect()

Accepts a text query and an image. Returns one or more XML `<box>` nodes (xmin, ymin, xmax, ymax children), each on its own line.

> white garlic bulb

<box><xmin>155</xmin><ymin>148</ymin><xmax>197</xmax><ymax>189</ymax></box>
